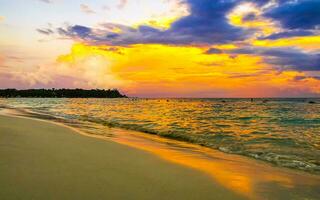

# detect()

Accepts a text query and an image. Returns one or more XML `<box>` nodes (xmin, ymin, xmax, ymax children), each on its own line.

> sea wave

<box><xmin>84</xmin><ymin>118</ymin><xmax>320</xmax><ymax>173</ymax></box>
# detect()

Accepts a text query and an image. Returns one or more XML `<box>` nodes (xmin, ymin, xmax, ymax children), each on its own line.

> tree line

<box><xmin>0</xmin><ymin>89</ymin><xmax>127</xmax><ymax>98</ymax></box>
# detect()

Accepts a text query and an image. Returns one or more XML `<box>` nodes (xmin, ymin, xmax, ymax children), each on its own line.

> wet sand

<box><xmin>1</xmin><ymin>111</ymin><xmax>320</xmax><ymax>200</ymax></box>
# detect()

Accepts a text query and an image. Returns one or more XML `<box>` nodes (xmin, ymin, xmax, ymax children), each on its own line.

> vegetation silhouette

<box><xmin>0</xmin><ymin>88</ymin><xmax>127</xmax><ymax>98</ymax></box>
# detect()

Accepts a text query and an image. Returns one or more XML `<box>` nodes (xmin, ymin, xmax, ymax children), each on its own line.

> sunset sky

<box><xmin>0</xmin><ymin>0</ymin><xmax>320</xmax><ymax>97</ymax></box>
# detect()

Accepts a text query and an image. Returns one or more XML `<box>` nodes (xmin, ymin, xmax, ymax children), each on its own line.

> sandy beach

<box><xmin>1</xmin><ymin>112</ymin><xmax>320</xmax><ymax>200</ymax></box>
<box><xmin>0</xmin><ymin>114</ymin><xmax>243</xmax><ymax>200</ymax></box>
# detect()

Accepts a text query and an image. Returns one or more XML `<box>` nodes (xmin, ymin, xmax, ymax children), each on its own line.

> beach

<box><xmin>0</xmin><ymin>114</ymin><xmax>244</xmax><ymax>200</ymax></box>
<box><xmin>1</xmin><ymin>109</ymin><xmax>320</xmax><ymax>200</ymax></box>
<box><xmin>2</xmin><ymin>0</ymin><xmax>320</xmax><ymax>199</ymax></box>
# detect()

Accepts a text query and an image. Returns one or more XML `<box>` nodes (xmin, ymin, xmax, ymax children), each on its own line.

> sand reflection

<box><xmin>110</xmin><ymin>128</ymin><xmax>320</xmax><ymax>199</ymax></box>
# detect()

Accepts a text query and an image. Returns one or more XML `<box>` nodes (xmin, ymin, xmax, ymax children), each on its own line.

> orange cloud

<box><xmin>253</xmin><ymin>35</ymin><xmax>320</xmax><ymax>51</ymax></box>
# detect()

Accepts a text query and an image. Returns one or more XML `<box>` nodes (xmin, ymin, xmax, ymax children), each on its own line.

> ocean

<box><xmin>1</xmin><ymin>98</ymin><xmax>319</xmax><ymax>173</ymax></box>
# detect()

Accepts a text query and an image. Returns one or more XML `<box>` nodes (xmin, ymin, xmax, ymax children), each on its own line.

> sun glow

<box><xmin>52</xmin><ymin>43</ymin><xmax>320</xmax><ymax>97</ymax></box>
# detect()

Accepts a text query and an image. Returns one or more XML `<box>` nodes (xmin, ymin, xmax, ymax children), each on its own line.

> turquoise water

<box><xmin>1</xmin><ymin>98</ymin><xmax>319</xmax><ymax>173</ymax></box>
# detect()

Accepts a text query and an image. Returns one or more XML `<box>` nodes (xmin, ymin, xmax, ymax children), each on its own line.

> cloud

<box><xmin>165</xmin><ymin>0</ymin><xmax>248</xmax><ymax>44</ymax></box>
<box><xmin>39</xmin><ymin>0</ymin><xmax>252</xmax><ymax>46</ymax></box>
<box><xmin>205</xmin><ymin>48</ymin><xmax>223</xmax><ymax>54</ymax></box>
<box><xmin>36</xmin><ymin>28</ymin><xmax>54</xmax><ymax>35</ymax></box>
<box><xmin>252</xmin><ymin>35</ymin><xmax>320</xmax><ymax>51</ymax></box>
<box><xmin>229</xmin><ymin>46</ymin><xmax>320</xmax><ymax>71</ymax></box>
<box><xmin>265</xmin><ymin>0</ymin><xmax>320</xmax><ymax>30</ymax></box>
<box><xmin>80</xmin><ymin>4</ymin><xmax>96</xmax><ymax>14</ymax></box>
<box><xmin>67</xmin><ymin>25</ymin><xmax>92</xmax><ymax>37</ymax></box>
<box><xmin>294</xmin><ymin>75</ymin><xmax>320</xmax><ymax>81</ymax></box>
<box><xmin>0</xmin><ymin>16</ymin><xmax>4</xmax><ymax>22</ymax></box>
<box><xmin>0</xmin><ymin>64</ymin><xmax>54</xmax><ymax>88</ymax></box>
<box><xmin>242</xmin><ymin>13</ymin><xmax>257</xmax><ymax>22</ymax></box>
<box><xmin>260</xmin><ymin>30</ymin><xmax>315</xmax><ymax>40</ymax></box>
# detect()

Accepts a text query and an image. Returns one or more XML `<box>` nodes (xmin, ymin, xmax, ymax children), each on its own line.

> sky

<box><xmin>0</xmin><ymin>0</ymin><xmax>320</xmax><ymax>97</ymax></box>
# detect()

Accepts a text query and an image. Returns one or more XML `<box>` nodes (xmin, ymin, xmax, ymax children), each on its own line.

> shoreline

<box><xmin>2</xmin><ymin>105</ymin><xmax>320</xmax><ymax>175</ymax></box>
<box><xmin>1</xmin><ymin>108</ymin><xmax>320</xmax><ymax>199</ymax></box>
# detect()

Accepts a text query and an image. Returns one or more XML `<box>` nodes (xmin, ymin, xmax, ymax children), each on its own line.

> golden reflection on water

<box><xmin>108</xmin><ymin>128</ymin><xmax>320</xmax><ymax>200</ymax></box>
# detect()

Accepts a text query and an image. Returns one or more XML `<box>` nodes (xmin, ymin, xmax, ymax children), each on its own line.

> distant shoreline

<box><xmin>0</xmin><ymin>89</ymin><xmax>127</xmax><ymax>98</ymax></box>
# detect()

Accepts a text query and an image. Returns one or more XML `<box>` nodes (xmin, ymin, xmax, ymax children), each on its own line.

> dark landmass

<box><xmin>0</xmin><ymin>89</ymin><xmax>127</xmax><ymax>98</ymax></box>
